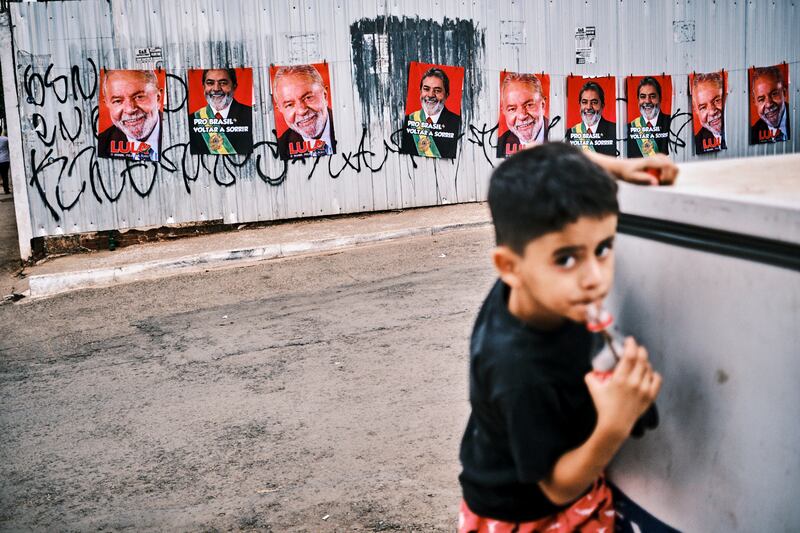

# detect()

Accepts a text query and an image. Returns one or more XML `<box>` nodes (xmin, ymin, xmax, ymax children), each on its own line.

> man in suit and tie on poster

<box><xmin>750</xmin><ymin>66</ymin><xmax>791</xmax><ymax>144</ymax></box>
<box><xmin>401</xmin><ymin>67</ymin><xmax>462</xmax><ymax>159</ymax></box>
<box><xmin>272</xmin><ymin>64</ymin><xmax>336</xmax><ymax>160</ymax></box>
<box><xmin>692</xmin><ymin>72</ymin><xmax>726</xmax><ymax>154</ymax></box>
<box><xmin>190</xmin><ymin>68</ymin><xmax>253</xmax><ymax>155</ymax></box>
<box><xmin>627</xmin><ymin>77</ymin><xmax>671</xmax><ymax>158</ymax></box>
<box><xmin>497</xmin><ymin>73</ymin><xmax>549</xmax><ymax>158</ymax></box>
<box><xmin>98</xmin><ymin>69</ymin><xmax>163</xmax><ymax>161</ymax></box>
<box><xmin>567</xmin><ymin>81</ymin><xmax>616</xmax><ymax>156</ymax></box>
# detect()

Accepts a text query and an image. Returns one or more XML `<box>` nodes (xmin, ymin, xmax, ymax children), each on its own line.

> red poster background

<box><xmin>625</xmin><ymin>75</ymin><xmax>672</xmax><ymax>123</ymax></box>
<box><xmin>98</xmin><ymin>69</ymin><xmax>166</xmax><ymax>133</ymax></box>
<box><xmin>404</xmin><ymin>61</ymin><xmax>465</xmax><ymax>117</ymax></box>
<box><xmin>689</xmin><ymin>71</ymin><xmax>728</xmax><ymax>135</ymax></box>
<box><xmin>269</xmin><ymin>63</ymin><xmax>333</xmax><ymax>138</ymax></box>
<box><xmin>748</xmin><ymin>63</ymin><xmax>790</xmax><ymax>126</ymax></box>
<box><xmin>566</xmin><ymin>75</ymin><xmax>616</xmax><ymax>128</ymax></box>
<box><xmin>187</xmin><ymin>68</ymin><xmax>253</xmax><ymax>114</ymax></box>
<box><xmin>497</xmin><ymin>72</ymin><xmax>551</xmax><ymax>138</ymax></box>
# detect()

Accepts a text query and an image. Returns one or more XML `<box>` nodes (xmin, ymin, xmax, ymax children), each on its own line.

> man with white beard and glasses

<box><xmin>189</xmin><ymin>68</ymin><xmax>253</xmax><ymax>155</ymax></box>
<box><xmin>749</xmin><ymin>66</ymin><xmax>791</xmax><ymax>144</ymax></box>
<box><xmin>567</xmin><ymin>82</ymin><xmax>616</xmax><ymax>156</ymax></box>
<box><xmin>692</xmin><ymin>72</ymin><xmax>727</xmax><ymax>154</ymax></box>
<box><xmin>402</xmin><ymin>67</ymin><xmax>462</xmax><ymax>159</ymax></box>
<box><xmin>497</xmin><ymin>73</ymin><xmax>549</xmax><ymax>158</ymax></box>
<box><xmin>98</xmin><ymin>69</ymin><xmax>163</xmax><ymax>161</ymax></box>
<box><xmin>627</xmin><ymin>77</ymin><xmax>671</xmax><ymax>157</ymax></box>
<box><xmin>272</xmin><ymin>64</ymin><xmax>335</xmax><ymax>160</ymax></box>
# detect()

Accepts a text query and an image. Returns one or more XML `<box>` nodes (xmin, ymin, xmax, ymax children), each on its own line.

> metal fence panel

<box><xmin>5</xmin><ymin>0</ymin><xmax>798</xmax><ymax>238</ymax></box>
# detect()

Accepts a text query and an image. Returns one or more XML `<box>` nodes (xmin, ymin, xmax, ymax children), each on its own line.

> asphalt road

<box><xmin>0</xmin><ymin>226</ymin><xmax>496</xmax><ymax>532</ymax></box>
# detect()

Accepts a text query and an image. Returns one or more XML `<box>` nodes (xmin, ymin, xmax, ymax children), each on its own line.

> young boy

<box><xmin>458</xmin><ymin>142</ymin><xmax>666</xmax><ymax>532</ymax></box>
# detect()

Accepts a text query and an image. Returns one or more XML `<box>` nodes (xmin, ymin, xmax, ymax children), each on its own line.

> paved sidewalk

<box><xmin>2</xmin><ymin>203</ymin><xmax>492</xmax><ymax>301</ymax></box>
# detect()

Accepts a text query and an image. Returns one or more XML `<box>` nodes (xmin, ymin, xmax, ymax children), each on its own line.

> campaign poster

<box><xmin>401</xmin><ymin>61</ymin><xmax>465</xmax><ymax>159</ymax></box>
<box><xmin>748</xmin><ymin>64</ymin><xmax>791</xmax><ymax>144</ymax></box>
<box><xmin>97</xmin><ymin>69</ymin><xmax>166</xmax><ymax>161</ymax></box>
<box><xmin>566</xmin><ymin>75</ymin><xmax>617</xmax><ymax>156</ymax></box>
<box><xmin>626</xmin><ymin>75</ymin><xmax>673</xmax><ymax>158</ymax></box>
<box><xmin>269</xmin><ymin>63</ymin><xmax>336</xmax><ymax>160</ymax></box>
<box><xmin>187</xmin><ymin>68</ymin><xmax>254</xmax><ymax>155</ymax></box>
<box><xmin>690</xmin><ymin>71</ymin><xmax>728</xmax><ymax>155</ymax></box>
<box><xmin>497</xmin><ymin>72</ymin><xmax>550</xmax><ymax>158</ymax></box>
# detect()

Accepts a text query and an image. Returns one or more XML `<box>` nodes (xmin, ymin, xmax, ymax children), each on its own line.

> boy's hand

<box><xmin>539</xmin><ymin>338</ymin><xmax>661</xmax><ymax>505</ymax></box>
<box><xmin>585</xmin><ymin>337</ymin><xmax>662</xmax><ymax>440</ymax></box>
<box><xmin>584</xmin><ymin>151</ymin><xmax>679</xmax><ymax>186</ymax></box>
<box><xmin>617</xmin><ymin>154</ymin><xmax>679</xmax><ymax>186</ymax></box>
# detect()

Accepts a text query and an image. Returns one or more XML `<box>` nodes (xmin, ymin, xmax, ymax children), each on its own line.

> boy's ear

<box><xmin>492</xmin><ymin>246</ymin><xmax>522</xmax><ymax>288</ymax></box>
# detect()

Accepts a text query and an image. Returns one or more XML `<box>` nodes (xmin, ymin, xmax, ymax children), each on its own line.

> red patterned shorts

<box><xmin>458</xmin><ymin>477</ymin><xmax>615</xmax><ymax>533</ymax></box>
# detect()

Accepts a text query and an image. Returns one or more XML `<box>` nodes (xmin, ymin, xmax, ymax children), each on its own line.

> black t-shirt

<box><xmin>459</xmin><ymin>280</ymin><xmax>600</xmax><ymax>521</ymax></box>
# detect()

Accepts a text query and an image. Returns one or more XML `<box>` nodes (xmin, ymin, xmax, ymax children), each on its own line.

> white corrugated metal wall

<box><xmin>5</xmin><ymin>0</ymin><xmax>799</xmax><ymax>242</ymax></box>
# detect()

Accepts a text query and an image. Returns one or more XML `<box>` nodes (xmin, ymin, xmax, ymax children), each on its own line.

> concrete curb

<box><xmin>27</xmin><ymin>220</ymin><xmax>491</xmax><ymax>299</ymax></box>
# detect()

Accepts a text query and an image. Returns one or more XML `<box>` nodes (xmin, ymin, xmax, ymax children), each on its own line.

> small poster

<box><xmin>188</xmin><ymin>68</ymin><xmax>254</xmax><ymax>155</ymax></box>
<box><xmin>497</xmin><ymin>71</ymin><xmax>550</xmax><ymax>158</ymax></box>
<box><xmin>690</xmin><ymin>71</ymin><xmax>728</xmax><ymax>155</ymax></box>
<box><xmin>134</xmin><ymin>47</ymin><xmax>163</xmax><ymax>65</ymax></box>
<box><xmin>97</xmin><ymin>69</ymin><xmax>166</xmax><ymax>161</ymax></box>
<box><xmin>566</xmin><ymin>75</ymin><xmax>617</xmax><ymax>156</ymax></box>
<box><xmin>626</xmin><ymin>75</ymin><xmax>673</xmax><ymax>158</ymax></box>
<box><xmin>401</xmin><ymin>61</ymin><xmax>465</xmax><ymax>159</ymax></box>
<box><xmin>575</xmin><ymin>26</ymin><xmax>597</xmax><ymax>64</ymax></box>
<box><xmin>748</xmin><ymin>64</ymin><xmax>791</xmax><ymax>144</ymax></box>
<box><xmin>270</xmin><ymin>63</ymin><xmax>336</xmax><ymax>160</ymax></box>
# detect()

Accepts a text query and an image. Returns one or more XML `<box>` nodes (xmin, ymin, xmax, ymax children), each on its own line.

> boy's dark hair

<box><xmin>488</xmin><ymin>142</ymin><xmax>619</xmax><ymax>254</ymax></box>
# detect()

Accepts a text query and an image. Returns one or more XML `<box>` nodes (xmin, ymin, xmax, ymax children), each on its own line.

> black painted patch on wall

<box><xmin>350</xmin><ymin>16</ymin><xmax>485</xmax><ymax>130</ymax></box>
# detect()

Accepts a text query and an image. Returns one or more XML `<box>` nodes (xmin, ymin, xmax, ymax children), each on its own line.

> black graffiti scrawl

<box><xmin>350</xmin><ymin>16</ymin><xmax>485</xmax><ymax>130</ymax></box>
<box><xmin>20</xmin><ymin>19</ymin><xmax>487</xmax><ymax>225</ymax></box>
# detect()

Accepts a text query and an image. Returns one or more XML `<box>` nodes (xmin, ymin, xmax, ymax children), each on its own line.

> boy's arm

<box><xmin>585</xmin><ymin>151</ymin><xmax>679</xmax><ymax>186</ymax></box>
<box><xmin>537</xmin><ymin>337</ymin><xmax>662</xmax><ymax>505</ymax></box>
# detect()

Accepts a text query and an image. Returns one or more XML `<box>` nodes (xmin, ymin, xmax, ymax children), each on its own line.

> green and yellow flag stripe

<box><xmin>196</xmin><ymin>106</ymin><xmax>236</xmax><ymax>155</ymax></box>
<box><xmin>572</xmin><ymin>122</ymin><xmax>596</xmax><ymax>152</ymax></box>
<box><xmin>632</xmin><ymin>116</ymin><xmax>658</xmax><ymax>157</ymax></box>
<box><xmin>410</xmin><ymin>110</ymin><xmax>441</xmax><ymax>158</ymax></box>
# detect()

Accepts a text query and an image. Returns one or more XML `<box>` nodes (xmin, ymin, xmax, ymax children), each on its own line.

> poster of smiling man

<box><xmin>496</xmin><ymin>72</ymin><xmax>550</xmax><ymax>158</ymax></box>
<box><xmin>270</xmin><ymin>63</ymin><xmax>336</xmax><ymax>160</ymax></box>
<box><xmin>97</xmin><ymin>69</ymin><xmax>166</xmax><ymax>162</ymax></box>
<box><xmin>749</xmin><ymin>64</ymin><xmax>791</xmax><ymax>144</ymax></box>
<box><xmin>566</xmin><ymin>75</ymin><xmax>617</xmax><ymax>156</ymax></box>
<box><xmin>690</xmin><ymin>71</ymin><xmax>728</xmax><ymax>155</ymax></box>
<box><xmin>401</xmin><ymin>61</ymin><xmax>465</xmax><ymax>159</ymax></box>
<box><xmin>626</xmin><ymin>75</ymin><xmax>673</xmax><ymax>158</ymax></box>
<box><xmin>188</xmin><ymin>68</ymin><xmax>254</xmax><ymax>155</ymax></box>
